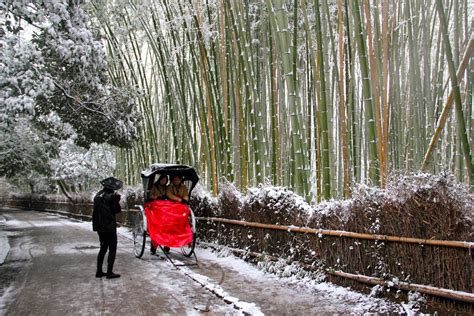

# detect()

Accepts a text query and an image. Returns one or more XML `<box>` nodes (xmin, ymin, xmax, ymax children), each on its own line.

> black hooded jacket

<box><xmin>92</xmin><ymin>189</ymin><xmax>121</xmax><ymax>232</ymax></box>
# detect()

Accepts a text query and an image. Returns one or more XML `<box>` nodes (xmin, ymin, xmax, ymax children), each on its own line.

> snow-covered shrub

<box><xmin>242</xmin><ymin>184</ymin><xmax>313</xmax><ymax>226</ymax></box>
<box><xmin>218</xmin><ymin>181</ymin><xmax>243</xmax><ymax>219</ymax></box>
<box><xmin>193</xmin><ymin>173</ymin><xmax>473</xmax><ymax>302</ymax></box>
<box><xmin>191</xmin><ymin>183</ymin><xmax>219</xmax><ymax>218</ymax></box>
<box><xmin>0</xmin><ymin>0</ymin><xmax>141</xmax><ymax>149</ymax></box>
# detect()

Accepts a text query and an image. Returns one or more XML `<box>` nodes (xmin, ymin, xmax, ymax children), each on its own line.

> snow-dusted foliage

<box><xmin>0</xmin><ymin>0</ymin><xmax>140</xmax><ymax>148</ymax></box>
<box><xmin>0</xmin><ymin>36</ymin><xmax>52</xmax><ymax>121</ymax></box>
<box><xmin>49</xmin><ymin>140</ymin><xmax>115</xmax><ymax>183</ymax></box>
<box><xmin>0</xmin><ymin>115</ymin><xmax>116</xmax><ymax>192</ymax></box>
<box><xmin>244</xmin><ymin>184</ymin><xmax>314</xmax><ymax>226</ymax></box>
<box><xmin>386</xmin><ymin>172</ymin><xmax>474</xmax><ymax>219</ymax></box>
<box><xmin>190</xmin><ymin>183</ymin><xmax>219</xmax><ymax>218</ymax></box>
<box><xmin>304</xmin><ymin>172</ymin><xmax>474</xmax><ymax>240</ymax></box>
<box><xmin>0</xmin><ymin>118</ymin><xmax>55</xmax><ymax>180</ymax></box>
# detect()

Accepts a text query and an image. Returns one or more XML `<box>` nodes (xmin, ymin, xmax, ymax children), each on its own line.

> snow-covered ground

<box><xmin>117</xmin><ymin>227</ymin><xmax>407</xmax><ymax>314</ymax></box>
<box><xmin>1</xmin><ymin>209</ymin><xmax>415</xmax><ymax>314</ymax></box>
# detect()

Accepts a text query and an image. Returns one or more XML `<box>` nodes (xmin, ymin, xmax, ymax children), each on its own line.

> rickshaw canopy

<box><xmin>141</xmin><ymin>163</ymin><xmax>199</xmax><ymax>199</ymax></box>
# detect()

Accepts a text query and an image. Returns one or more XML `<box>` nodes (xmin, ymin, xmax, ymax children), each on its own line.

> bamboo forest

<box><xmin>1</xmin><ymin>0</ymin><xmax>473</xmax><ymax>201</ymax></box>
<box><xmin>97</xmin><ymin>0</ymin><xmax>473</xmax><ymax>201</ymax></box>
<box><xmin>1</xmin><ymin>1</ymin><xmax>474</xmax><ymax>313</ymax></box>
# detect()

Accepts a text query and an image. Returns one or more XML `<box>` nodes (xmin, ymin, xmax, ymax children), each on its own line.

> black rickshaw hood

<box><xmin>141</xmin><ymin>163</ymin><xmax>199</xmax><ymax>199</ymax></box>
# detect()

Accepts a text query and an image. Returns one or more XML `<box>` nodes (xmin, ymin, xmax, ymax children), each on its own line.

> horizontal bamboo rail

<box><xmin>328</xmin><ymin>270</ymin><xmax>474</xmax><ymax>304</ymax></box>
<box><xmin>198</xmin><ymin>217</ymin><xmax>474</xmax><ymax>249</ymax></box>
<box><xmin>201</xmin><ymin>241</ymin><xmax>474</xmax><ymax>304</ymax></box>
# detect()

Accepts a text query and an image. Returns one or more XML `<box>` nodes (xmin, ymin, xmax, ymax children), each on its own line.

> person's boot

<box><xmin>163</xmin><ymin>246</ymin><xmax>170</xmax><ymax>254</ymax></box>
<box><xmin>96</xmin><ymin>271</ymin><xmax>106</xmax><ymax>278</ymax></box>
<box><xmin>106</xmin><ymin>251</ymin><xmax>119</xmax><ymax>279</ymax></box>
<box><xmin>106</xmin><ymin>272</ymin><xmax>121</xmax><ymax>279</ymax></box>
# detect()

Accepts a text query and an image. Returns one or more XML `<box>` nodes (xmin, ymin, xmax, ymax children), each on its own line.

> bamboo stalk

<box><xmin>380</xmin><ymin>0</ymin><xmax>390</xmax><ymax>186</ymax></box>
<box><xmin>198</xmin><ymin>217</ymin><xmax>474</xmax><ymax>249</ymax></box>
<box><xmin>337</xmin><ymin>0</ymin><xmax>350</xmax><ymax>198</ymax></box>
<box><xmin>352</xmin><ymin>0</ymin><xmax>379</xmax><ymax>185</ymax></box>
<box><xmin>194</xmin><ymin>0</ymin><xmax>218</xmax><ymax>195</ymax></box>
<box><xmin>363</xmin><ymin>0</ymin><xmax>384</xmax><ymax>188</ymax></box>
<box><xmin>269</xmin><ymin>24</ymin><xmax>281</xmax><ymax>186</ymax></box>
<box><xmin>313</xmin><ymin>0</ymin><xmax>332</xmax><ymax>199</ymax></box>
<box><xmin>422</xmin><ymin>38</ymin><xmax>474</xmax><ymax>171</ymax></box>
<box><xmin>435</xmin><ymin>0</ymin><xmax>473</xmax><ymax>187</ymax></box>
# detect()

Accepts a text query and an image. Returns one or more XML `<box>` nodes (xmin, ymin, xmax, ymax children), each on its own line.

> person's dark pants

<box><xmin>97</xmin><ymin>232</ymin><xmax>117</xmax><ymax>274</ymax></box>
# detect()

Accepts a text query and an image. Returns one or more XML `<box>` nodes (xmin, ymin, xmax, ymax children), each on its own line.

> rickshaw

<box><xmin>132</xmin><ymin>164</ymin><xmax>199</xmax><ymax>262</ymax></box>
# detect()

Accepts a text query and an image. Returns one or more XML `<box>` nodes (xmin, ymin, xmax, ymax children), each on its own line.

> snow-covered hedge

<box><xmin>193</xmin><ymin>173</ymin><xmax>473</xmax><ymax>296</ymax></box>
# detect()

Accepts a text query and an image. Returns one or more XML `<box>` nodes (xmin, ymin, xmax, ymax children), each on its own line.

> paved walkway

<box><xmin>0</xmin><ymin>209</ymin><xmax>237</xmax><ymax>315</ymax></box>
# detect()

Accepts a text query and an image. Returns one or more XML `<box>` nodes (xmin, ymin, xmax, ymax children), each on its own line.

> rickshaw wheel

<box><xmin>181</xmin><ymin>209</ymin><xmax>196</xmax><ymax>257</ymax></box>
<box><xmin>133</xmin><ymin>210</ymin><xmax>146</xmax><ymax>258</ymax></box>
<box><xmin>180</xmin><ymin>233</ymin><xmax>196</xmax><ymax>257</ymax></box>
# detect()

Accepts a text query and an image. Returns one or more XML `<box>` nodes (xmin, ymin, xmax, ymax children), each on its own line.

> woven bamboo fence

<box><xmin>191</xmin><ymin>175</ymin><xmax>473</xmax><ymax>308</ymax></box>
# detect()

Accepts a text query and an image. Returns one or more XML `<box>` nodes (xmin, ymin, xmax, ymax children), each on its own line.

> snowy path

<box><xmin>0</xmin><ymin>208</ymin><xmax>403</xmax><ymax>315</ymax></box>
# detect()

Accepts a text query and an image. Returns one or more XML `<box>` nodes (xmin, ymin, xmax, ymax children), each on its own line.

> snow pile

<box><xmin>257</xmin><ymin>258</ymin><xmax>325</xmax><ymax>281</ymax></box>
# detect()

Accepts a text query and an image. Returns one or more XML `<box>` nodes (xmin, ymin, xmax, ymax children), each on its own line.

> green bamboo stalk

<box><xmin>266</xmin><ymin>0</ymin><xmax>306</xmax><ymax>196</ymax></box>
<box><xmin>435</xmin><ymin>0</ymin><xmax>473</xmax><ymax>188</ymax></box>
<box><xmin>352</xmin><ymin>0</ymin><xmax>379</xmax><ymax>185</ymax></box>
<box><xmin>422</xmin><ymin>39</ymin><xmax>474</xmax><ymax>172</ymax></box>
<box><xmin>193</xmin><ymin>0</ymin><xmax>218</xmax><ymax>195</ymax></box>
<box><xmin>344</xmin><ymin>0</ymin><xmax>359</xmax><ymax>184</ymax></box>
<box><xmin>269</xmin><ymin>21</ymin><xmax>281</xmax><ymax>186</ymax></box>
<box><xmin>312</xmin><ymin>0</ymin><xmax>331</xmax><ymax>199</ymax></box>
<box><xmin>338</xmin><ymin>0</ymin><xmax>350</xmax><ymax>198</ymax></box>
<box><xmin>363</xmin><ymin>0</ymin><xmax>384</xmax><ymax>188</ymax></box>
<box><xmin>231</xmin><ymin>1</ymin><xmax>261</xmax><ymax>186</ymax></box>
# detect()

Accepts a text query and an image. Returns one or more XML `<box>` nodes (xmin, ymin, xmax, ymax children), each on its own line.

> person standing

<box><xmin>92</xmin><ymin>177</ymin><xmax>122</xmax><ymax>279</ymax></box>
